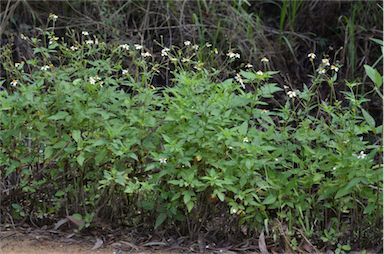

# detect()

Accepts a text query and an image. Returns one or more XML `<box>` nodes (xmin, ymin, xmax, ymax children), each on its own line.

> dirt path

<box><xmin>0</xmin><ymin>231</ymin><xmax>183</xmax><ymax>254</ymax></box>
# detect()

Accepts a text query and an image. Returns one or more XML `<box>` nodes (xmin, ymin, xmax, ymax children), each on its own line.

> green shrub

<box><xmin>0</xmin><ymin>26</ymin><xmax>382</xmax><ymax>249</ymax></box>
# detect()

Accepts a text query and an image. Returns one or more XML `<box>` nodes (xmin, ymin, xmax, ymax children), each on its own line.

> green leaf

<box><xmin>48</xmin><ymin>111</ymin><xmax>69</xmax><ymax>120</ymax></box>
<box><xmin>361</xmin><ymin>108</ymin><xmax>375</xmax><ymax>127</ymax></box>
<box><xmin>77</xmin><ymin>152</ymin><xmax>85</xmax><ymax>166</ymax></box>
<box><xmin>238</xmin><ymin>121</ymin><xmax>248</xmax><ymax>136</ymax></box>
<box><xmin>259</xmin><ymin>83</ymin><xmax>282</xmax><ymax>98</ymax></box>
<box><xmin>154</xmin><ymin>213</ymin><xmax>167</xmax><ymax>229</ymax></box>
<box><xmin>217</xmin><ymin>192</ymin><xmax>225</xmax><ymax>202</ymax></box>
<box><xmin>186</xmin><ymin>201</ymin><xmax>194</xmax><ymax>212</ymax></box>
<box><xmin>183</xmin><ymin>191</ymin><xmax>192</xmax><ymax>204</ymax></box>
<box><xmin>72</xmin><ymin>130</ymin><xmax>81</xmax><ymax>143</ymax></box>
<box><xmin>364</xmin><ymin>65</ymin><xmax>382</xmax><ymax>88</ymax></box>
<box><xmin>262</xmin><ymin>194</ymin><xmax>276</xmax><ymax>205</ymax></box>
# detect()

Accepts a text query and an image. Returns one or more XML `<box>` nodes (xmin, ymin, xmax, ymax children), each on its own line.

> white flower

<box><xmin>94</xmin><ymin>38</ymin><xmax>99</xmax><ymax>45</ymax></box>
<box><xmin>122</xmin><ymin>69</ymin><xmax>129</xmax><ymax>75</ymax></box>
<box><xmin>82</xmin><ymin>31</ymin><xmax>89</xmax><ymax>36</ymax></box>
<box><xmin>20</xmin><ymin>34</ymin><xmax>28</xmax><ymax>40</ymax></box>
<box><xmin>213</xmin><ymin>48</ymin><xmax>218</xmax><ymax>54</ymax></box>
<box><xmin>318</xmin><ymin>68</ymin><xmax>326</xmax><ymax>74</ymax></box>
<box><xmin>331</xmin><ymin>65</ymin><xmax>339</xmax><ymax>72</ymax></box>
<box><xmin>275</xmin><ymin>158</ymin><xmax>279</xmax><ymax>162</ymax></box>
<box><xmin>181</xmin><ymin>58</ymin><xmax>190</xmax><ymax>63</ymax></box>
<box><xmin>192</xmin><ymin>44</ymin><xmax>199</xmax><ymax>50</ymax></box>
<box><xmin>134</xmin><ymin>44</ymin><xmax>143</xmax><ymax>50</ymax></box>
<box><xmin>85</xmin><ymin>40</ymin><xmax>94</xmax><ymax>44</ymax></box>
<box><xmin>48</xmin><ymin>13</ymin><xmax>58</xmax><ymax>21</ymax></box>
<box><xmin>283</xmin><ymin>85</ymin><xmax>289</xmax><ymax>89</ymax></box>
<box><xmin>89</xmin><ymin>77</ymin><xmax>96</xmax><ymax>85</ymax></box>
<box><xmin>119</xmin><ymin>44</ymin><xmax>130</xmax><ymax>50</ymax></box>
<box><xmin>184</xmin><ymin>40</ymin><xmax>191</xmax><ymax>46</ymax></box>
<box><xmin>322</xmin><ymin>58</ymin><xmax>330</xmax><ymax>66</ymax></box>
<box><xmin>205</xmin><ymin>43</ymin><xmax>212</xmax><ymax>48</ymax></box>
<box><xmin>14</xmin><ymin>62</ymin><xmax>22</xmax><ymax>68</ymax></box>
<box><xmin>230</xmin><ymin>207</ymin><xmax>238</xmax><ymax>214</ymax></box>
<box><xmin>70</xmin><ymin>46</ymin><xmax>78</xmax><ymax>51</ymax></box>
<box><xmin>307</xmin><ymin>53</ymin><xmax>316</xmax><ymax>60</ymax></box>
<box><xmin>287</xmin><ymin>90</ymin><xmax>297</xmax><ymax>98</ymax></box>
<box><xmin>245</xmin><ymin>63</ymin><xmax>253</xmax><ymax>68</ymax></box>
<box><xmin>227</xmin><ymin>51</ymin><xmax>240</xmax><ymax>59</ymax></box>
<box><xmin>159</xmin><ymin>158</ymin><xmax>167</xmax><ymax>164</ymax></box>
<box><xmin>243</xmin><ymin>137</ymin><xmax>249</xmax><ymax>143</ymax></box>
<box><xmin>141</xmin><ymin>52</ymin><xmax>152</xmax><ymax>57</ymax></box>
<box><xmin>40</xmin><ymin>65</ymin><xmax>50</xmax><ymax>71</ymax></box>
<box><xmin>256</xmin><ymin>70</ymin><xmax>264</xmax><ymax>75</ymax></box>
<box><xmin>161</xmin><ymin>47</ymin><xmax>170</xmax><ymax>56</ymax></box>
<box><xmin>10</xmin><ymin>80</ymin><xmax>18</xmax><ymax>87</ymax></box>
<box><xmin>235</xmin><ymin>73</ymin><xmax>245</xmax><ymax>89</ymax></box>
<box><xmin>356</xmin><ymin>151</ymin><xmax>367</xmax><ymax>159</ymax></box>
<box><xmin>332</xmin><ymin>166</ymin><xmax>337</xmax><ymax>171</ymax></box>
<box><xmin>261</xmin><ymin>57</ymin><xmax>269</xmax><ymax>63</ymax></box>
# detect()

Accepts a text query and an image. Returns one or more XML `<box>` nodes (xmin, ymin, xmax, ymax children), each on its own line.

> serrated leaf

<box><xmin>72</xmin><ymin>130</ymin><xmax>81</xmax><ymax>143</ymax></box>
<box><xmin>259</xmin><ymin>83</ymin><xmax>282</xmax><ymax>98</ymax></box>
<box><xmin>77</xmin><ymin>152</ymin><xmax>85</xmax><ymax>166</ymax></box>
<box><xmin>262</xmin><ymin>194</ymin><xmax>276</xmax><ymax>205</ymax></box>
<box><xmin>48</xmin><ymin>111</ymin><xmax>69</xmax><ymax>120</ymax></box>
<box><xmin>361</xmin><ymin>108</ymin><xmax>375</xmax><ymax>127</ymax></box>
<box><xmin>154</xmin><ymin>213</ymin><xmax>167</xmax><ymax>229</ymax></box>
<box><xmin>364</xmin><ymin>65</ymin><xmax>382</xmax><ymax>88</ymax></box>
<box><xmin>238</xmin><ymin>121</ymin><xmax>248</xmax><ymax>135</ymax></box>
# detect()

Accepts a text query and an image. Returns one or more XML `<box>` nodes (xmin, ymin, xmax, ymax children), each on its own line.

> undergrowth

<box><xmin>0</xmin><ymin>17</ymin><xmax>382</xmax><ymax>252</ymax></box>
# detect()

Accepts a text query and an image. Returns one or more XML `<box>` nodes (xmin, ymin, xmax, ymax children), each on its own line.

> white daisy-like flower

<box><xmin>119</xmin><ymin>44</ymin><xmax>130</xmax><ymax>50</ymax></box>
<box><xmin>70</xmin><ymin>46</ymin><xmax>78</xmax><ymax>51</ymax></box>
<box><xmin>134</xmin><ymin>44</ymin><xmax>143</xmax><ymax>50</ymax></box>
<box><xmin>85</xmin><ymin>40</ymin><xmax>94</xmax><ymax>44</ymax></box>
<box><xmin>331</xmin><ymin>65</ymin><xmax>339</xmax><ymax>72</ymax></box>
<box><xmin>243</xmin><ymin>137</ymin><xmax>250</xmax><ymax>143</ymax></box>
<box><xmin>48</xmin><ymin>13</ymin><xmax>58</xmax><ymax>21</ymax></box>
<box><xmin>159</xmin><ymin>158</ymin><xmax>167</xmax><ymax>164</ymax></box>
<box><xmin>161</xmin><ymin>47</ymin><xmax>170</xmax><ymax>56</ymax></box>
<box><xmin>322</xmin><ymin>58</ymin><xmax>330</xmax><ymax>66</ymax></box>
<box><xmin>287</xmin><ymin>90</ymin><xmax>297</xmax><ymax>98</ymax></box>
<box><xmin>40</xmin><ymin>65</ymin><xmax>50</xmax><ymax>71</ymax></box>
<box><xmin>235</xmin><ymin>73</ymin><xmax>245</xmax><ymax>89</ymax></box>
<box><xmin>141</xmin><ymin>52</ymin><xmax>152</xmax><ymax>57</ymax></box>
<box><xmin>307</xmin><ymin>53</ymin><xmax>316</xmax><ymax>60</ymax></box>
<box><xmin>256</xmin><ymin>70</ymin><xmax>264</xmax><ymax>75</ymax></box>
<box><xmin>11</xmin><ymin>80</ymin><xmax>18</xmax><ymax>87</ymax></box>
<box><xmin>205</xmin><ymin>43</ymin><xmax>212</xmax><ymax>48</ymax></box>
<box><xmin>356</xmin><ymin>151</ymin><xmax>367</xmax><ymax>159</ymax></box>
<box><xmin>261</xmin><ymin>57</ymin><xmax>269</xmax><ymax>63</ymax></box>
<box><xmin>318</xmin><ymin>68</ymin><xmax>326</xmax><ymax>74</ymax></box>
<box><xmin>192</xmin><ymin>44</ymin><xmax>199</xmax><ymax>50</ymax></box>
<box><xmin>227</xmin><ymin>51</ymin><xmax>240</xmax><ymax>59</ymax></box>
<box><xmin>122</xmin><ymin>69</ymin><xmax>129</xmax><ymax>75</ymax></box>
<box><xmin>82</xmin><ymin>31</ymin><xmax>89</xmax><ymax>36</ymax></box>
<box><xmin>184</xmin><ymin>40</ymin><xmax>191</xmax><ymax>46</ymax></box>
<box><xmin>245</xmin><ymin>63</ymin><xmax>253</xmax><ymax>68</ymax></box>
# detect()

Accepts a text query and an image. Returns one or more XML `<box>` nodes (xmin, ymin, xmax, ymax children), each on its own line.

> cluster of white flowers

<box><xmin>141</xmin><ymin>52</ymin><xmax>152</xmax><ymax>57</ymax></box>
<box><xmin>307</xmin><ymin>53</ymin><xmax>316</xmax><ymax>60</ymax></box>
<box><xmin>119</xmin><ymin>44</ymin><xmax>130</xmax><ymax>50</ymax></box>
<box><xmin>256</xmin><ymin>70</ymin><xmax>263</xmax><ymax>75</ymax></box>
<box><xmin>184</xmin><ymin>40</ymin><xmax>191</xmax><ymax>46</ymax></box>
<box><xmin>82</xmin><ymin>31</ymin><xmax>89</xmax><ymax>36</ymax></box>
<box><xmin>159</xmin><ymin>158</ymin><xmax>167</xmax><ymax>164</ymax></box>
<box><xmin>205</xmin><ymin>43</ymin><xmax>212</xmax><ymax>48</ymax></box>
<box><xmin>86</xmin><ymin>39</ymin><xmax>94</xmax><ymax>45</ymax></box>
<box><xmin>287</xmin><ymin>90</ymin><xmax>297</xmax><ymax>98</ymax></box>
<box><xmin>261</xmin><ymin>57</ymin><xmax>269</xmax><ymax>63</ymax></box>
<box><xmin>122</xmin><ymin>69</ymin><xmax>129</xmax><ymax>75</ymax></box>
<box><xmin>318</xmin><ymin>68</ymin><xmax>326</xmax><ymax>74</ymax></box>
<box><xmin>355</xmin><ymin>151</ymin><xmax>367</xmax><ymax>159</ymax></box>
<box><xmin>227</xmin><ymin>50</ymin><xmax>240</xmax><ymax>59</ymax></box>
<box><xmin>70</xmin><ymin>46</ymin><xmax>78</xmax><ymax>51</ymax></box>
<box><xmin>235</xmin><ymin>73</ymin><xmax>245</xmax><ymax>89</ymax></box>
<box><xmin>48</xmin><ymin>13</ymin><xmax>58</xmax><ymax>22</ymax></box>
<box><xmin>20</xmin><ymin>33</ymin><xmax>28</xmax><ymax>40</ymax></box>
<box><xmin>11</xmin><ymin>80</ymin><xmax>18</xmax><ymax>87</ymax></box>
<box><xmin>243</xmin><ymin>137</ymin><xmax>250</xmax><ymax>143</ymax></box>
<box><xmin>89</xmin><ymin>76</ymin><xmax>101</xmax><ymax>85</ymax></box>
<box><xmin>40</xmin><ymin>65</ymin><xmax>50</xmax><ymax>71</ymax></box>
<box><xmin>134</xmin><ymin>44</ymin><xmax>143</xmax><ymax>50</ymax></box>
<box><xmin>161</xmin><ymin>47</ymin><xmax>170</xmax><ymax>56</ymax></box>
<box><xmin>14</xmin><ymin>62</ymin><xmax>22</xmax><ymax>68</ymax></box>
<box><xmin>192</xmin><ymin>44</ymin><xmax>199</xmax><ymax>50</ymax></box>
<box><xmin>245</xmin><ymin>63</ymin><xmax>253</xmax><ymax>68</ymax></box>
<box><xmin>322</xmin><ymin>58</ymin><xmax>330</xmax><ymax>66</ymax></box>
<box><xmin>331</xmin><ymin>65</ymin><xmax>339</xmax><ymax>72</ymax></box>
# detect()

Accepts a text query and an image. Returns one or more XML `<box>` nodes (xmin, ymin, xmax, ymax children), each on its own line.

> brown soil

<box><xmin>0</xmin><ymin>230</ymin><xmax>185</xmax><ymax>254</ymax></box>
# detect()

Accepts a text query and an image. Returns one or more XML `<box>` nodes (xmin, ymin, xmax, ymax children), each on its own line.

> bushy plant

<box><xmin>0</xmin><ymin>24</ymin><xmax>382</xmax><ymax>249</ymax></box>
